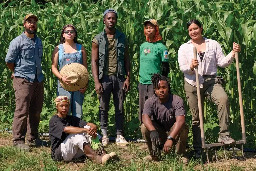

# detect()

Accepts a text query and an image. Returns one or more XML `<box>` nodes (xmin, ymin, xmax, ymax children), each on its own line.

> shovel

<box><xmin>193</xmin><ymin>46</ymin><xmax>206</xmax><ymax>148</ymax></box>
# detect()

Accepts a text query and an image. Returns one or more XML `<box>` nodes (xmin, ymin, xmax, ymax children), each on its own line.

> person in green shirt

<box><xmin>139</xmin><ymin>19</ymin><xmax>170</xmax><ymax>123</ymax></box>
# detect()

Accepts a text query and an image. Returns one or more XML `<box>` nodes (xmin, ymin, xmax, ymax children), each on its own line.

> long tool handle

<box><xmin>234</xmin><ymin>52</ymin><xmax>246</xmax><ymax>143</ymax></box>
<box><xmin>193</xmin><ymin>46</ymin><xmax>206</xmax><ymax>148</ymax></box>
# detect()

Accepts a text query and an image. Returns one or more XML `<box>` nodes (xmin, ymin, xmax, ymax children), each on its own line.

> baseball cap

<box><xmin>144</xmin><ymin>19</ymin><xmax>158</xmax><ymax>26</ymax></box>
<box><xmin>24</xmin><ymin>14</ymin><xmax>38</xmax><ymax>23</ymax></box>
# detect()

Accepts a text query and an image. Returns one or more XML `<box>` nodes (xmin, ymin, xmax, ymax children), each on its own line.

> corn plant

<box><xmin>0</xmin><ymin>0</ymin><xmax>255</xmax><ymax>148</ymax></box>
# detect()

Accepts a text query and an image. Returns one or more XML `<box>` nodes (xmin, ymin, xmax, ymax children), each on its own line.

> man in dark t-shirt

<box><xmin>141</xmin><ymin>74</ymin><xmax>188</xmax><ymax>161</ymax></box>
<box><xmin>49</xmin><ymin>96</ymin><xmax>116</xmax><ymax>164</ymax></box>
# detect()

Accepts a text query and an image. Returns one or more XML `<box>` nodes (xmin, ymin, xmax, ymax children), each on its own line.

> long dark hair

<box><xmin>151</xmin><ymin>74</ymin><xmax>171</xmax><ymax>93</ymax></box>
<box><xmin>59</xmin><ymin>24</ymin><xmax>78</xmax><ymax>44</ymax></box>
<box><xmin>187</xmin><ymin>19</ymin><xmax>203</xmax><ymax>33</ymax></box>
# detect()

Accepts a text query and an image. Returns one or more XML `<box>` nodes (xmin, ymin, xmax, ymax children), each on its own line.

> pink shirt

<box><xmin>178</xmin><ymin>38</ymin><xmax>234</xmax><ymax>87</ymax></box>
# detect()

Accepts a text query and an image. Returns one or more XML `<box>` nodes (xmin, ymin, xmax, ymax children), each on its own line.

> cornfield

<box><xmin>0</xmin><ymin>0</ymin><xmax>255</xmax><ymax>148</ymax></box>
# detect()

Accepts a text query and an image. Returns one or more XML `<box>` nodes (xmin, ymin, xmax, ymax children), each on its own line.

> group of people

<box><xmin>5</xmin><ymin>8</ymin><xmax>241</xmax><ymax>164</ymax></box>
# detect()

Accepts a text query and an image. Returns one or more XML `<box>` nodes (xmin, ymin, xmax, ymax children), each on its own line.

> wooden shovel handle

<box><xmin>235</xmin><ymin>52</ymin><xmax>246</xmax><ymax>143</ymax></box>
<box><xmin>193</xmin><ymin>46</ymin><xmax>206</xmax><ymax>148</ymax></box>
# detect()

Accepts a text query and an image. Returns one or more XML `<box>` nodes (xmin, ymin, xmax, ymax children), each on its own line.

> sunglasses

<box><xmin>26</xmin><ymin>20</ymin><xmax>37</xmax><ymax>25</ymax></box>
<box><xmin>64</xmin><ymin>30</ymin><xmax>75</xmax><ymax>34</ymax></box>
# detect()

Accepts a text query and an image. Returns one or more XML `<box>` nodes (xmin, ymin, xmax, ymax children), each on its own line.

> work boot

<box><xmin>28</xmin><ymin>138</ymin><xmax>48</xmax><ymax>147</ymax></box>
<box><xmin>143</xmin><ymin>155</ymin><xmax>159</xmax><ymax>161</ymax></box>
<box><xmin>218</xmin><ymin>135</ymin><xmax>235</xmax><ymax>144</ymax></box>
<box><xmin>193</xmin><ymin>149</ymin><xmax>202</xmax><ymax>159</ymax></box>
<box><xmin>101</xmin><ymin>152</ymin><xmax>117</xmax><ymax>164</ymax></box>
<box><xmin>83</xmin><ymin>144</ymin><xmax>116</xmax><ymax>164</ymax></box>
<box><xmin>13</xmin><ymin>141</ymin><xmax>30</xmax><ymax>152</ymax></box>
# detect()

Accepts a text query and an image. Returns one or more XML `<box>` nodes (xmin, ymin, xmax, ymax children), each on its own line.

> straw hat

<box><xmin>60</xmin><ymin>63</ymin><xmax>89</xmax><ymax>92</ymax></box>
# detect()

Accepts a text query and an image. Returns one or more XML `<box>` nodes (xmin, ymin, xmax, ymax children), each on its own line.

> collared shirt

<box><xmin>178</xmin><ymin>38</ymin><xmax>234</xmax><ymax>87</ymax></box>
<box><xmin>5</xmin><ymin>32</ymin><xmax>44</xmax><ymax>82</ymax></box>
<box><xmin>142</xmin><ymin>94</ymin><xmax>186</xmax><ymax>132</ymax></box>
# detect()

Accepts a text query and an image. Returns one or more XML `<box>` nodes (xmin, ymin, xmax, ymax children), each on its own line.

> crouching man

<box><xmin>141</xmin><ymin>74</ymin><xmax>189</xmax><ymax>161</ymax></box>
<box><xmin>49</xmin><ymin>96</ymin><xmax>116</xmax><ymax>164</ymax></box>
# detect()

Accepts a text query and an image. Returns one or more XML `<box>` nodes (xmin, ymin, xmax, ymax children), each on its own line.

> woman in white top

<box><xmin>178</xmin><ymin>19</ymin><xmax>240</xmax><ymax>157</ymax></box>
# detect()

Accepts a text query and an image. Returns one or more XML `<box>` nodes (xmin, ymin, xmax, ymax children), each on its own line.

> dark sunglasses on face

<box><xmin>64</xmin><ymin>30</ymin><xmax>75</xmax><ymax>34</ymax></box>
<box><xmin>26</xmin><ymin>20</ymin><xmax>37</xmax><ymax>24</ymax></box>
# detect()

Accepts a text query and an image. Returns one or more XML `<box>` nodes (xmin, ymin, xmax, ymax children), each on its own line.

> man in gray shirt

<box><xmin>5</xmin><ymin>14</ymin><xmax>44</xmax><ymax>150</ymax></box>
<box><xmin>141</xmin><ymin>74</ymin><xmax>188</xmax><ymax>161</ymax></box>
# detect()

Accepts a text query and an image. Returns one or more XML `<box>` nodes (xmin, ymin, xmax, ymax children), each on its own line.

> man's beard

<box><xmin>25</xmin><ymin>28</ymin><xmax>37</xmax><ymax>34</ymax></box>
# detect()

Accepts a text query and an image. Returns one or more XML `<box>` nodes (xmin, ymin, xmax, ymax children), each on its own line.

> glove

<box><xmin>150</xmin><ymin>130</ymin><xmax>160</xmax><ymax>145</ymax></box>
<box><xmin>150</xmin><ymin>130</ymin><xmax>161</xmax><ymax>157</ymax></box>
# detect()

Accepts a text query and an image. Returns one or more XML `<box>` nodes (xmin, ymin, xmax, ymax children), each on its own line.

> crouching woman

<box><xmin>49</xmin><ymin>96</ymin><xmax>116</xmax><ymax>164</ymax></box>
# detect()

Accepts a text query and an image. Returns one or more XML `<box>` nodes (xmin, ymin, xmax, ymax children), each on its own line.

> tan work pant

<box><xmin>184</xmin><ymin>76</ymin><xmax>230</xmax><ymax>150</ymax></box>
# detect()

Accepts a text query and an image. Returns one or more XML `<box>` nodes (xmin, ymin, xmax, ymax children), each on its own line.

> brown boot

<box><xmin>83</xmin><ymin>144</ymin><xmax>116</xmax><ymax>164</ymax></box>
<box><xmin>83</xmin><ymin>144</ymin><xmax>102</xmax><ymax>164</ymax></box>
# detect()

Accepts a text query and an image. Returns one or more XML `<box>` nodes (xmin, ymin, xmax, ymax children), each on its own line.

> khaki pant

<box><xmin>61</xmin><ymin>133</ymin><xmax>91</xmax><ymax>161</ymax></box>
<box><xmin>12</xmin><ymin>77</ymin><xmax>44</xmax><ymax>143</ymax></box>
<box><xmin>184</xmin><ymin>77</ymin><xmax>230</xmax><ymax>150</ymax></box>
<box><xmin>141</xmin><ymin>123</ymin><xmax>188</xmax><ymax>156</ymax></box>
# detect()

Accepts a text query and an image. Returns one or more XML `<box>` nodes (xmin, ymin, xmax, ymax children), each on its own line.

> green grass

<box><xmin>0</xmin><ymin>146</ymin><xmax>58</xmax><ymax>170</ymax></box>
<box><xmin>0</xmin><ymin>132</ymin><xmax>255</xmax><ymax>170</ymax></box>
<box><xmin>0</xmin><ymin>142</ymin><xmax>199</xmax><ymax>171</ymax></box>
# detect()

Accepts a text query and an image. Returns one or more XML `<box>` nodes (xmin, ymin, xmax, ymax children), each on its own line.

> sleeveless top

<box><xmin>58</xmin><ymin>43</ymin><xmax>83</xmax><ymax>69</ymax></box>
<box><xmin>57</xmin><ymin>43</ymin><xmax>83</xmax><ymax>89</ymax></box>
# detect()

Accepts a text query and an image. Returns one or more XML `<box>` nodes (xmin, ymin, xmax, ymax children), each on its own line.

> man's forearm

<box><xmin>91</xmin><ymin>61</ymin><xmax>100</xmax><ymax>83</ymax></box>
<box><xmin>142</xmin><ymin>114</ymin><xmax>156</xmax><ymax>131</ymax></box>
<box><xmin>168</xmin><ymin>119</ymin><xmax>185</xmax><ymax>139</ymax></box>
<box><xmin>63</xmin><ymin>126</ymin><xmax>87</xmax><ymax>134</ymax></box>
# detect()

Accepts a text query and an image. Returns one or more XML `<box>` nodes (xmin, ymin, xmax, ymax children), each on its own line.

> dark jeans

<box><xmin>99</xmin><ymin>75</ymin><xmax>125</xmax><ymax>135</ymax></box>
<box><xmin>12</xmin><ymin>77</ymin><xmax>44</xmax><ymax>143</ymax></box>
<box><xmin>138</xmin><ymin>83</ymin><xmax>154</xmax><ymax>123</ymax></box>
<box><xmin>141</xmin><ymin>122</ymin><xmax>188</xmax><ymax>156</ymax></box>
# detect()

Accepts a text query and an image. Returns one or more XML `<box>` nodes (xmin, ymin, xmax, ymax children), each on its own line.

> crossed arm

<box><xmin>63</xmin><ymin>122</ymin><xmax>97</xmax><ymax>138</ymax></box>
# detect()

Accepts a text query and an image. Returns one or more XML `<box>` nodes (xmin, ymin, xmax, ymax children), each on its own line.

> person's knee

<box><xmin>179</xmin><ymin>124</ymin><xmax>189</xmax><ymax>140</ymax></box>
<box><xmin>217</xmin><ymin>95</ymin><xmax>229</xmax><ymax>105</ymax></box>
<box><xmin>72</xmin><ymin>134</ymin><xmax>88</xmax><ymax>147</ymax></box>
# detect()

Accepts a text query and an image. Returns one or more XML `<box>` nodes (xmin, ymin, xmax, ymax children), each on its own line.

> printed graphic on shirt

<box><xmin>163</xmin><ymin>50</ymin><xmax>168</xmax><ymax>59</ymax></box>
<box><xmin>144</xmin><ymin>48</ymin><xmax>151</xmax><ymax>55</ymax></box>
